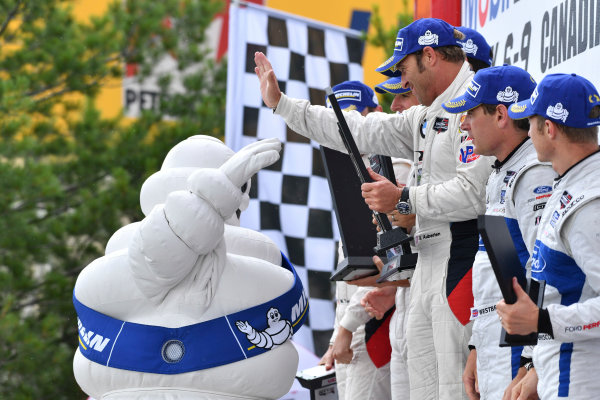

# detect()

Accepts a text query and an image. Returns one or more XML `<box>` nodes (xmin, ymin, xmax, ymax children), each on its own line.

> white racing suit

<box><xmin>275</xmin><ymin>61</ymin><xmax>492</xmax><ymax>400</ymax></box>
<box><xmin>531</xmin><ymin>151</ymin><xmax>600</xmax><ymax>399</ymax></box>
<box><xmin>469</xmin><ymin>139</ymin><xmax>555</xmax><ymax>398</ymax></box>
<box><xmin>390</xmin><ymin>286</ymin><xmax>411</xmax><ymax>399</ymax></box>
<box><xmin>331</xmin><ymin>282</ymin><xmax>392</xmax><ymax>400</ymax></box>
<box><xmin>388</xmin><ymin>158</ymin><xmax>412</xmax><ymax>400</ymax></box>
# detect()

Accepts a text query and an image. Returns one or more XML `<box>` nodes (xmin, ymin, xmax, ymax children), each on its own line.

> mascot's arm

<box><xmin>246</xmin><ymin>328</ymin><xmax>274</xmax><ymax>349</ymax></box>
<box><xmin>129</xmin><ymin>138</ymin><xmax>282</xmax><ymax>303</ymax></box>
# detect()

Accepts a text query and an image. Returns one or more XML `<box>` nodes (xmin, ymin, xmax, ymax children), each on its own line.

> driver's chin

<box><xmin>470</xmin><ymin>136</ymin><xmax>480</xmax><ymax>153</ymax></box>
<box><xmin>415</xmin><ymin>89</ymin><xmax>432</xmax><ymax>107</ymax></box>
<box><xmin>471</xmin><ymin>139</ymin><xmax>488</xmax><ymax>157</ymax></box>
<box><xmin>413</xmin><ymin>91</ymin><xmax>425</xmax><ymax>105</ymax></box>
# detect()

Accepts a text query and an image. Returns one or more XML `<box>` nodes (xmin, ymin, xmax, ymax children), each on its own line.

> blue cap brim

<box><xmin>375</xmin><ymin>78</ymin><xmax>410</xmax><ymax>95</ymax></box>
<box><xmin>442</xmin><ymin>93</ymin><xmax>481</xmax><ymax>113</ymax></box>
<box><xmin>326</xmin><ymin>99</ymin><xmax>366</xmax><ymax>113</ymax></box>
<box><xmin>339</xmin><ymin>103</ymin><xmax>366</xmax><ymax>112</ymax></box>
<box><xmin>508</xmin><ymin>99</ymin><xmax>535</xmax><ymax>120</ymax></box>
<box><xmin>375</xmin><ymin>85</ymin><xmax>411</xmax><ymax>95</ymax></box>
<box><xmin>375</xmin><ymin>54</ymin><xmax>406</xmax><ymax>77</ymax></box>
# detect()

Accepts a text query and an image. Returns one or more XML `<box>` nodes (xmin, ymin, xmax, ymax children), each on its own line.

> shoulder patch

<box><xmin>559</xmin><ymin>191</ymin><xmax>573</xmax><ymax>209</ymax></box>
<box><xmin>433</xmin><ymin>117</ymin><xmax>449</xmax><ymax>133</ymax></box>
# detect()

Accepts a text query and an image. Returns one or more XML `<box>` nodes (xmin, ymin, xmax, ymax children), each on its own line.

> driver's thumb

<box><xmin>367</xmin><ymin>167</ymin><xmax>385</xmax><ymax>181</ymax></box>
<box><xmin>513</xmin><ymin>277</ymin><xmax>527</xmax><ymax>298</ymax></box>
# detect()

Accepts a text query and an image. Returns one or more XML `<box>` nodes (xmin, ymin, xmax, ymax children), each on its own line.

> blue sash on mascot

<box><xmin>74</xmin><ymin>254</ymin><xmax>308</xmax><ymax>374</ymax></box>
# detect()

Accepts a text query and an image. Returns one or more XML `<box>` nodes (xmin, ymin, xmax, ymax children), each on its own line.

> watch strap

<box><xmin>400</xmin><ymin>186</ymin><xmax>410</xmax><ymax>202</ymax></box>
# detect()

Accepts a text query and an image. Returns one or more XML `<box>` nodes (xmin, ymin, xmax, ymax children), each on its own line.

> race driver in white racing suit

<box><xmin>498</xmin><ymin>73</ymin><xmax>600</xmax><ymax>399</ymax></box>
<box><xmin>255</xmin><ymin>18</ymin><xmax>493</xmax><ymax>400</ymax></box>
<box><xmin>442</xmin><ymin>65</ymin><xmax>556</xmax><ymax>399</ymax></box>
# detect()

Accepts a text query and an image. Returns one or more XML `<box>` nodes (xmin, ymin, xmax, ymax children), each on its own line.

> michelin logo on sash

<box><xmin>78</xmin><ymin>318</ymin><xmax>111</xmax><ymax>353</ymax></box>
<box><xmin>236</xmin><ymin>290</ymin><xmax>307</xmax><ymax>350</ymax></box>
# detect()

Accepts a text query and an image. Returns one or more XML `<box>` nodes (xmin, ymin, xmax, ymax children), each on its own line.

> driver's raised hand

<box><xmin>254</xmin><ymin>52</ymin><xmax>282</xmax><ymax>109</ymax></box>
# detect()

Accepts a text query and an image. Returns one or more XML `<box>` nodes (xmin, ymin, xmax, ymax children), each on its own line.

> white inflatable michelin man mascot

<box><xmin>73</xmin><ymin>136</ymin><xmax>308</xmax><ymax>400</ymax></box>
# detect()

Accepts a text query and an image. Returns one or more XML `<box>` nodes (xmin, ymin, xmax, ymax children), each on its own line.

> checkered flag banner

<box><xmin>225</xmin><ymin>2</ymin><xmax>365</xmax><ymax>354</ymax></box>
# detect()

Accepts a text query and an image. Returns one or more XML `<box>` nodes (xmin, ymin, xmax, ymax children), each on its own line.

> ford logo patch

<box><xmin>533</xmin><ymin>185</ymin><xmax>552</xmax><ymax>194</ymax></box>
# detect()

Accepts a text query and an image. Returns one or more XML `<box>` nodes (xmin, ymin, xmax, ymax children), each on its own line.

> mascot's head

<box><xmin>266</xmin><ymin>307</ymin><xmax>281</xmax><ymax>326</ymax></box>
<box><xmin>140</xmin><ymin>135</ymin><xmax>251</xmax><ymax>225</ymax></box>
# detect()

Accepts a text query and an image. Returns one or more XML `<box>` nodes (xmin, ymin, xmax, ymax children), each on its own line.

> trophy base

<box><xmin>376</xmin><ymin>253</ymin><xmax>418</xmax><ymax>283</ymax></box>
<box><xmin>374</xmin><ymin>228</ymin><xmax>412</xmax><ymax>256</ymax></box>
<box><xmin>329</xmin><ymin>256</ymin><xmax>379</xmax><ymax>281</ymax></box>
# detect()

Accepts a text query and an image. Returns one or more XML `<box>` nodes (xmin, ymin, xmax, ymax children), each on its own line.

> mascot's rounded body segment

<box><xmin>73</xmin><ymin>137</ymin><xmax>301</xmax><ymax>400</ymax></box>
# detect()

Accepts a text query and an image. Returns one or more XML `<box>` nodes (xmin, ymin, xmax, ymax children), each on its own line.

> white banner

<box><xmin>462</xmin><ymin>0</ymin><xmax>600</xmax><ymax>88</ymax></box>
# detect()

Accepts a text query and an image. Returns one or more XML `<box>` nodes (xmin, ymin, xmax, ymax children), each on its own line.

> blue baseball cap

<box><xmin>442</xmin><ymin>65</ymin><xmax>536</xmax><ymax>114</ymax></box>
<box><xmin>374</xmin><ymin>77</ymin><xmax>411</xmax><ymax>95</ymax></box>
<box><xmin>455</xmin><ymin>26</ymin><xmax>492</xmax><ymax>67</ymax></box>
<box><xmin>375</xmin><ymin>18</ymin><xmax>460</xmax><ymax>77</ymax></box>
<box><xmin>508</xmin><ymin>73</ymin><xmax>600</xmax><ymax>128</ymax></box>
<box><xmin>326</xmin><ymin>80</ymin><xmax>379</xmax><ymax>112</ymax></box>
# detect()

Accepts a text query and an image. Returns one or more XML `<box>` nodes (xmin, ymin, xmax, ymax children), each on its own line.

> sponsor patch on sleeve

<box><xmin>433</xmin><ymin>117</ymin><xmax>449</xmax><ymax>133</ymax></box>
<box><xmin>458</xmin><ymin>143</ymin><xmax>480</xmax><ymax>163</ymax></box>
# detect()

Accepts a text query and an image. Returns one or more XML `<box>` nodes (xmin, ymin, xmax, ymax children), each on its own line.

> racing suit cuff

<box><xmin>339</xmin><ymin>313</ymin><xmax>363</xmax><ymax>333</ymax></box>
<box><xmin>273</xmin><ymin>92</ymin><xmax>290</xmax><ymax>117</ymax></box>
<box><xmin>537</xmin><ymin>308</ymin><xmax>554</xmax><ymax>338</ymax></box>
<box><xmin>407</xmin><ymin>186</ymin><xmax>416</xmax><ymax>214</ymax></box>
<box><xmin>519</xmin><ymin>356</ymin><xmax>533</xmax><ymax>368</ymax></box>
<box><xmin>329</xmin><ymin>326</ymin><xmax>338</xmax><ymax>344</ymax></box>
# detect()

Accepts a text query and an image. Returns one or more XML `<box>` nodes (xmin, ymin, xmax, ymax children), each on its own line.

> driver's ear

<box><xmin>423</xmin><ymin>46</ymin><xmax>436</xmax><ymax>65</ymax></box>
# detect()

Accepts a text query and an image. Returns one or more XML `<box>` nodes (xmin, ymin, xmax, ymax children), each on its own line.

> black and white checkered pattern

<box><xmin>225</xmin><ymin>3</ymin><xmax>365</xmax><ymax>355</ymax></box>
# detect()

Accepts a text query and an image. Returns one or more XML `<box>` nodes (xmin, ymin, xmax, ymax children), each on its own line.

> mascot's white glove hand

<box><xmin>186</xmin><ymin>138</ymin><xmax>281</xmax><ymax>220</ymax></box>
<box><xmin>236</xmin><ymin>321</ymin><xmax>253</xmax><ymax>334</ymax></box>
<box><xmin>219</xmin><ymin>138</ymin><xmax>281</xmax><ymax>188</ymax></box>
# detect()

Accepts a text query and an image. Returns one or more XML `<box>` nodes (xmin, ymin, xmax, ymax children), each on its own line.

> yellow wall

<box><xmin>267</xmin><ymin>0</ymin><xmax>411</xmax><ymax>90</ymax></box>
<box><xmin>72</xmin><ymin>0</ymin><xmax>122</xmax><ymax>119</ymax></box>
<box><xmin>71</xmin><ymin>0</ymin><xmax>411</xmax><ymax>118</ymax></box>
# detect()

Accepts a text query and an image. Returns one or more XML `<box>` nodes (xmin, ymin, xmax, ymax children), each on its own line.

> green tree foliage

<box><xmin>366</xmin><ymin>1</ymin><xmax>413</xmax><ymax>111</ymax></box>
<box><xmin>0</xmin><ymin>0</ymin><xmax>226</xmax><ymax>397</ymax></box>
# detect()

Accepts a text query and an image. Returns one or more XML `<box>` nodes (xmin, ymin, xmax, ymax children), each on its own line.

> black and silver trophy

<box><xmin>368</xmin><ymin>154</ymin><xmax>418</xmax><ymax>283</ymax></box>
<box><xmin>321</xmin><ymin>145</ymin><xmax>381</xmax><ymax>281</ymax></box>
<box><xmin>477</xmin><ymin>215</ymin><xmax>545</xmax><ymax>346</ymax></box>
<box><xmin>323</xmin><ymin>86</ymin><xmax>412</xmax><ymax>281</ymax></box>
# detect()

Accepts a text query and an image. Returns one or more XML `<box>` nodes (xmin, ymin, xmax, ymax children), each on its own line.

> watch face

<box><xmin>397</xmin><ymin>202</ymin><xmax>411</xmax><ymax>215</ymax></box>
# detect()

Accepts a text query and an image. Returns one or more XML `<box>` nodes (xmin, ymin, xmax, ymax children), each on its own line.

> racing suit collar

<box><xmin>491</xmin><ymin>137</ymin><xmax>530</xmax><ymax>171</ymax></box>
<box><xmin>555</xmin><ymin>147</ymin><xmax>600</xmax><ymax>181</ymax></box>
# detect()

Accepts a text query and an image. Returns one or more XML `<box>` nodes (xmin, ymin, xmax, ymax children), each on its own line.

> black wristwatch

<box><xmin>396</xmin><ymin>187</ymin><xmax>411</xmax><ymax>215</ymax></box>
